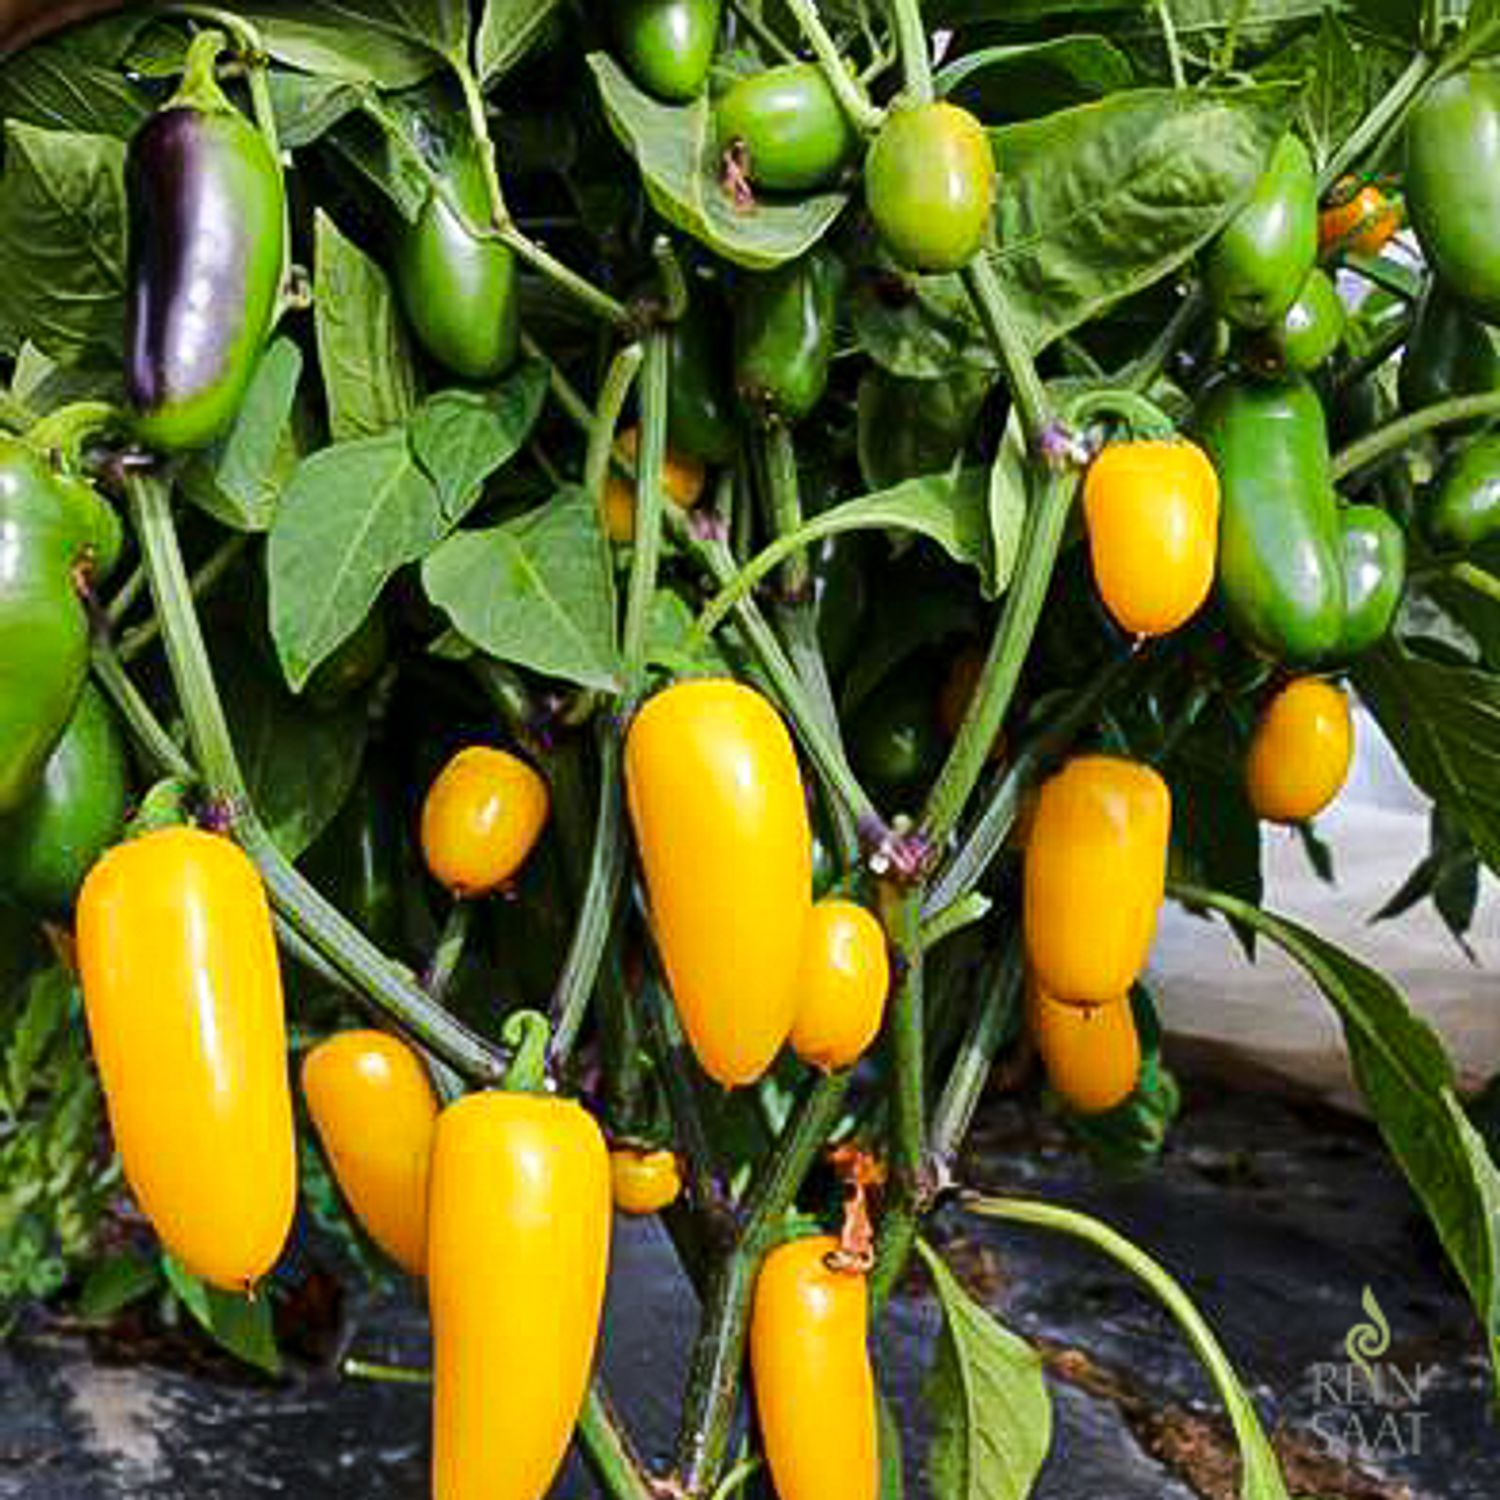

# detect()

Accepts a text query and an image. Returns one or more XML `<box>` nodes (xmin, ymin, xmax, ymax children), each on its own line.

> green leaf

<box><xmin>422</xmin><ymin>486</ymin><xmax>622</xmax><ymax>691</ymax></box>
<box><xmin>878</xmin><ymin>1388</ymin><xmax>905</xmax><ymax>1500</ymax></box>
<box><xmin>234</xmin><ymin>1</ymin><xmax>464</xmax><ymax>83</ymax></box>
<box><xmin>161</xmin><ymin>1254</ymin><xmax>281</xmax><ymax>1376</ymax></box>
<box><xmin>1355</xmin><ymin>642</ymin><xmax>1500</xmax><ymax>876</ymax></box>
<box><xmin>180</xmin><ymin>338</ymin><xmax>304</xmax><ymax>533</ymax></box>
<box><xmin>3</xmin><ymin>967</ymin><xmax>74</xmax><ymax>1112</ymax></box>
<box><xmin>588</xmin><ymin>52</ymin><xmax>848</xmax><ymax>271</ymax></box>
<box><xmin>266</xmin><ymin>72</ymin><xmax>365</xmax><ymax>149</ymax></box>
<box><xmin>479</xmin><ymin>0</ymin><xmax>562</xmax><ymax>82</ymax></box>
<box><xmin>269</xmin><ymin>428</ymin><xmax>444</xmax><ymax>691</ymax></box>
<box><xmin>314</xmin><ymin>210</ymin><xmax>417</xmax><ymax>443</ymax></box>
<box><xmin>76</xmin><ymin>1252</ymin><xmax>163</xmax><ymax>1323</ymax></box>
<box><xmin>962</xmin><ymin>1194</ymin><xmax>1291</xmax><ymax>1499</ymax></box>
<box><xmin>0</xmin><ymin>26</ymin><xmax>151</xmax><ymax>137</ymax></box>
<box><xmin>1173</xmin><ymin>883</ymin><xmax>1500</xmax><ymax>1395</ymax></box>
<box><xmin>0</xmin><ymin>123</ymin><xmax>127</xmax><ymax>364</ymax></box>
<box><xmin>411</xmin><ymin>361</ymin><xmax>549</xmax><ymax>519</ymax></box>
<box><xmin>216</xmin><ymin>637</ymin><xmax>368</xmax><ymax>859</ymax></box>
<box><xmin>1289</xmin><ymin>10</ymin><xmax>1364</xmax><ymax>171</ymax></box>
<box><xmin>917</xmin><ymin>1239</ymin><xmax>1052</xmax><ymax>1500</ymax></box>
<box><xmin>697</xmin><ymin>470</ymin><xmax>997</xmax><ymax>639</ymax></box>
<box><xmin>988</xmin><ymin>84</ymin><xmax>1296</xmax><ymax>354</ymax></box>
<box><xmin>936</xmin><ymin>36</ymin><xmax>1134</xmax><ymax>119</ymax></box>
<box><xmin>850</xmin><ymin>270</ymin><xmax>997</xmax><ymax>381</ymax></box>
<box><xmin>646</xmin><ymin>590</ymin><xmax>731</xmax><ymax>677</ymax></box>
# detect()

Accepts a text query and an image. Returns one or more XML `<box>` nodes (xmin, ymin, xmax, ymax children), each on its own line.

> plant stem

<box><xmin>423</xmin><ymin>901</ymin><xmax>473</xmax><ymax>999</ymax></box>
<box><xmin>779</xmin><ymin>0</ymin><xmax>887</xmax><ymax>130</ymax></box>
<box><xmin>579</xmin><ymin>1382</ymin><xmax>660</xmax><ymax>1500</ymax></box>
<box><xmin>1154</xmin><ymin>0</ymin><xmax>1187</xmax><ymax>87</ymax></box>
<box><xmin>1331</xmin><ymin>390</ymin><xmax>1500</xmax><ymax>481</ymax></box>
<box><xmin>922</xmin><ymin>467</ymin><xmax>1079</xmax><ymax>848</ymax></box>
<box><xmin>962</xmin><ymin>255</ymin><xmax>1054</xmax><ymax>451</ymax></box>
<box><xmin>1448</xmin><ymin>560</ymin><xmax>1500</xmax><ymax>607</ymax></box>
<box><xmin>90</xmin><ymin>639</ymin><xmax>194</xmax><ymax>779</ymax></box>
<box><xmin>728</xmin><ymin>0</ymin><xmax>798</xmax><ymax>63</ymax></box>
<box><xmin>1321</xmin><ymin>50</ymin><xmax>1437</xmax><ymax>190</ymax></box>
<box><xmin>885</xmin><ymin>0</ymin><xmax>933</xmax><ymax>102</ymax></box>
<box><xmin>1126</xmin><ymin>285</ymin><xmax>1204</xmax><ymax>394</ymax></box>
<box><xmin>623</xmin><ymin>330</ymin><xmax>671</xmax><ymax>691</ymax></box>
<box><xmin>119</xmin><ymin>532</ymin><xmax>250</xmax><ymax>663</ymax></box>
<box><xmin>341</xmin><ymin>1358</ymin><xmax>431</xmax><ymax>1384</ymax></box>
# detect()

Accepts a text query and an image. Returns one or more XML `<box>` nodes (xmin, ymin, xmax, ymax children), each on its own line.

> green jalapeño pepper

<box><xmin>0</xmin><ymin>684</ymin><xmax>129</xmax><ymax>916</ymax></box>
<box><xmin>716</xmin><ymin>65</ymin><xmax>856</xmax><ymax>194</ymax></box>
<box><xmin>615</xmin><ymin>0</ymin><xmax>721</xmax><ymax>101</ymax></box>
<box><xmin>667</xmin><ymin>292</ymin><xmax>739</xmax><ymax>464</ymax></box>
<box><xmin>1406</xmin><ymin>67</ymin><xmax>1500</xmax><ymax>324</ymax></box>
<box><xmin>125</xmin><ymin>32</ymin><xmax>285</xmax><ymax>452</ymax></box>
<box><xmin>1204</xmin><ymin>135</ymin><xmax>1317</xmax><ymax>330</ymax></box>
<box><xmin>1194</xmin><ymin>374</ymin><xmax>1344</xmax><ymax>664</ymax></box>
<box><xmin>0</xmin><ymin>429</ymin><xmax>122</xmax><ymax>813</ymax></box>
<box><xmin>1425</xmin><ymin>433</ymin><xmax>1500</xmax><ymax>551</ymax></box>
<box><xmin>1336</xmin><ymin>505</ymin><xmax>1405</xmax><ymax>659</ymax></box>
<box><xmin>733</xmin><ymin>247</ymin><xmax>844</xmax><ymax>425</ymax></box>
<box><xmin>1398</xmin><ymin>287</ymin><xmax>1498</xmax><ymax>423</ymax></box>
<box><xmin>392</xmin><ymin>124</ymin><xmax>519</xmax><ymax>381</ymax></box>
<box><xmin>1243</xmin><ymin>268</ymin><xmax>1344</xmax><ymax>376</ymax></box>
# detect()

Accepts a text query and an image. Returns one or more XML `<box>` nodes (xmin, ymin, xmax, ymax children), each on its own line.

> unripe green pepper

<box><xmin>1405</xmin><ymin>67</ymin><xmax>1500</xmax><ymax>323</ymax></box>
<box><xmin>0</xmin><ymin>684</ymin><xmax>129</xmax><ymax>916</ymax></box>
<box><xmin>392</xmin><ymin>132</ymin><xmax>519</xmax><ymax>381</ymax></box>
<box><xmin>849</xmin><ymin>665</ymin><xmax>944</xmax><ymax>796</ymax></box>
<box><xmin>1398</xmin><ymin>287</ymin><xmax>1498</xmax><ymax>422</ymax></box>
<box><xmin>667</xmin><ymin>294</ymin><xmax>739</xmax><ymax>464</ymax></box>
<box><xmin>733</xmin><ymin>248</ymin><xmax>843</xmax><ymax>425</ymax></box>
<box><xmin>1204</xmin><ymin>135</ymin><xmax>1317</xmax><ymax>330</ymax></box>
<box><xmin>1193</xmin><ymin>374</ymin><xmax>1344</xmax><ymax>664</ymax></box>
<box><xmin>125</xmin><ymin>32</ymin><xmax>285</xmax><ymax>452</ymax></box>
<box><xmin>615</xmin><ymin>0</ymin><xmax>721</xmax><ymax>101</ymax></box>
<box><xmin>716</xmin><ymin>65</ymin><xmax>856</xmax><ymax>194</ymax></box>
<box><xmin>1425</xmin><ymin>433</ymin><xmax>1500</xmax><ymax>550</ymax></box>
<box><xmin>1336</xmin><ymin>505</ymin><xmax>1405</xmax><ymax>659</ymax></box>
<box><xmin>0</xmin><ymin>430</ymin><xmax>121</xmax><ymax>813</ymax></box>
<box><xmin>1272</xmin><ymin>268</ymin><xmax>1345</xmax><ymax>374</ymax></box>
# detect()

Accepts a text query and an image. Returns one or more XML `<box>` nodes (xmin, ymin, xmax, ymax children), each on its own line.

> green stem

<box><xmin>1448</xmin><ymin>560</ymin><xmax>1500</xmax><ymax>607</ymax></box>
<box><xmin>25</xmin><ymin>401</ymin><xmax>119</xmax><ymax>468</ymax></box>
<box><xmin>623</xmin><ymin>330</ymin><xmax>672</xmax><ymax>690</ymax></box>
<box><xmin>728</xmin><ymin>0</ymin><xmax>798</xmax><ymax>64</ymax></box>
<box><xmin>963</xmin><ymin>255</ymin><xmax>1054</xmax><ymax>451</ymax></box>
<box><xmin>549</xmin><ymin>732</ymin><xmax>626</xmax><ymax>1063</ymax></box>
<box><xmin>1331</xmin><ymin>390</ymin><xmax>1500</xmax><ymax>481</ymax></box>
<box><xmin>1154</xmin><ymin>0</ymin><xmax>1187</xmax><ymax>88</ymax></box>
<box><xmin>119</xmin><ymin>532</ymin><xmax>250</xmax><ymax>663</ymax></box>
<box><xmin>759</xmin><ymin>425</ymin><xmax>810</xmax><ymax>600</ymax></box>
<box><xmin>1332</xmin><ymin>313</ymin><xmax>1412</xmax><ymax>396</ymax></box>
<box><xmin>90</xmin><ymin>639</ymin><xmax>194</xmax><ymax>779</ymax></box>
<box><xmin>779</xmin><ymin>0</ymin><xmax>887</xmax><ymax>130</ymax></box>
<box><xmin>922</xmin><ymin>467</ymin><xmax>1079</xmax><ymax>847</ymax></box>
<box><xmin>423</xmin><ymin>901</ymin><xmax>473</xmax><ymax>999</ymax></box>
<box><xmin>1321</xmin><ymin>50</ymin><xmax>1437</xmax><ymax>190</ymax></box>
<box><xmin>578</xmin><ymin>1382</ymin><xmax>659</xmax><ymax>1500</ymax></box>
<box><xmin>918</xmin><ymin>891</ymin><xmax>990</xmax><ymax>951</ymax></box>
<box><xmin>341</xmin><ymin>1358</ymin><xmax>431</xmax><ymax>1385</ymax></box>
<box><xmin>642</xmin><ymin>975</ymin><xmax>728</xmax><ymax>1216</ymax></box>
<box><xmin>885</xmin><ymin>0</ymin><xmax>933</xmax><ymax>102</ymax></box>
<box><xmin>105</xmin><ymin>565</ymin><xmax>147</xmax><ymax>628</ymax></box>
<box><xmin>501</xmin><ymin>1009</ymin><xmax>552</xmax><ymax>1091</ymax></box>
<box><xmin>1125</xmin><ymin>285</ymin><xmax>1205</xmax><ymax>394</ymax></box>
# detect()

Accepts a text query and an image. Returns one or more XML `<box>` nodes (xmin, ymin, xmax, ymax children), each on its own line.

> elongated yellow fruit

<box><xmin>625</xmin><ymin>678</ymin><xmax>812</xmax><ymax>1086</ymax></box>
<box><xmin>76</xmin><ymin>826</ymin><xmax>296</xmax><ymax>1292</ymax></box>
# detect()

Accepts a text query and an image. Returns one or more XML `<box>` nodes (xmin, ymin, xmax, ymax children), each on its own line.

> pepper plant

<box><xmin>2</xmin><ymin>0</ymin><xmax>1500</xmax><ymax>1496</ymax></box>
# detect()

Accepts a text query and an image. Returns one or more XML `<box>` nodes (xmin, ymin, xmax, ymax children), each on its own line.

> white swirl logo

<box><xmin>1344</xmin><ymin>1285</ymin><xmax>1391</xmax><ymax>1381</ymax></box>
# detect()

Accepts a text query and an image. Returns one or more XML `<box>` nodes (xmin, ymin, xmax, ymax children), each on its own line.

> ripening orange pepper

<box><xmin>1245</xmin><ymin>677</ymin><xmax>1352</xmax><ymax>824</ymax></box>
<box><xmin>1024</xmin><ymin>756</ymin><xmax>1171</xmax><ymax>1008</ymax></box>
<box><xmin>420</xmin><ymin>746</ymin><xmax>549</xmax><ymax>898</ymax></box>
<box><xmin>624</xmin><ymin>678</ymin><xmax>812</xmax><ymax>1086</ymax></box>
<box><xmin>428</xmin><ymin>1090</ymin><xmax>611</xmax><ymax>1500</ymax></box>
<box><xmin>609</xmin><ymin>1146</ymin><xmax>682</xmax><ymax>1215</ymax></box>
<box><xmin>602</xmin><ymin>426</ymin><xmax>708</xmax><ymax>543</ymax></box>
<box><xmin>1030</xmin><ymin>983</ymin><xmax>1141</xmax><ymax>1114</ymax></box>
<box><xmin>1318</xmin><ymin>182</ymin><xmax>1401</xmax><ymax>258</ymax></box>
<box><xmin>790</xmin><ymin>898</ymin><xmax>890</xmax><ymax>1071</ymax></box>
<box><xmin>76</xmin><ymin>826</ymin><xmax>296</xmax><ymax>1293</ymax></box>
<box><xmin>1082</xmin><ymin>439</ymin><xmax>1220</xmax><ymax>637</ymax></box>
<box><xmin>301</xmin><ymin>1030</ymin><xmax>438</xmax><ymax>1276</ymax></box>
<box><xmin>750</xmin><ymin>1235</ymin><xmax>878</xmax><ymax>1500</ymax></box>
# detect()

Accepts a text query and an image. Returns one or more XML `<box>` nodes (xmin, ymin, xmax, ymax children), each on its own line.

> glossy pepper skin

<box><xmin>751</xmin><ymin>1236</ymin><xmax>878</xmax><ymax>1500</ymax></box>
<box><xmin>301</xmin><ymin>1031</ymin><xmax>437</xmax><ymax>1277</ymax></box>
<box><xmin>125</xmin><ymin>36</ymin><xmax>284</xmax><ymax>452</ymax></box>
<box><xmin>428</xmin><ymin>1090</ymin><xmax>610</xmax><ymax>1500</ymax></box>
<box><xmin>609</xmin><ymin>1147</ymin><xmax>682</xmax><ymax>1215</ymax></box>
<box><xmin>1081</xmin><ymin>439</ymin><xmax>1220</xmax><ymax>637</ymax></box>
<box><xmin>1336</xmin><ymin>505</ymin><xmax>1405</xmax><ymax>659</ymax></box>
<box><xmin>733</xmin><ymin>248</ymin><xmax>843</xmax><ymax>425</ymax></box>
<box><xmin>602</xmin><ymin>426</ymin><xmax>706</xmax><ymax>543</ymax></box>
<box><xmin>0</xmin><ymin>435</ymin><xmax>121</xmax><ymax>812</ymax></box>
<box><xmin>717</xmin><ymin>64</ymin><xmax>856</xmax><ymax>193</ymax></box>
<box><xmin>1426</xmin><ymin>433</ymin><xmax>1500</xmax><ymax>550</ymax></box>
<box><xmin>790</xmin><ymin>898</ymin><xmax>890</xmax><ymax>1071</ymax></box>
<box><xmin>421</xmin><ymin>747</ymin><xmax>549</xmax><ymax>898</ymax></box>
<box><xmin>865</xmin><ymin>102</ymin><xmax>995</xmax><ymax>273</ymax></box>
<box><xmin>392</xmin><ymin>138</ymin><xmax>518</xmax><ymax>381</ymax></box>
<box><xmin>1024</xmin><ymin>756</ymin><xmax>1171</xmax><ymax>1009</ymax></box>
<box><xmin>625</xmin><ymin>679</ymin><xmax>812</xmax><ymax>1087</ymax></box>
<box><xmin>1271</xmin><ymin>268</ymin><xmax>1345</xmax><ymax>374</ymax></box>
<box><xmin>1031</xmin><ymin>984</ymin><xmax>1140</xmax><ymax>1115</ymax></box>
<box><xmin>1204</xmin><ymin>135</ymin><xmax>1316</xmax><ymax>330</ymax></box>
<box><xmin>77</xmin><ymin>827</ymin><xmax>296</xmax><ymax>1292</ymax></box>
<box><xmin>615</xmin><ymin>0</ymin><xmax>721</xmax><ymax>101</ymax></box>
<box><xmin>1318</xmin><ymin>181</ymin><xmax>1401</xmax><ymax>258</ymax></box>
<box><xmin>1246</xmin><ymin>678</ymin><xmax>1352</xmax><ymax>824</ymax></box>
<box><xmin>1405</xmin><ymin>68</ymin><xmax>1500</xmax><ymax>323</ymax></box>
<box><xmin>1194</xmin><ymin>374</ymin><xmax>1345</xmax><ymax>664</ymax></box>
<box><xmin>1398</xmin><ymin>287</ymin><xmax>1498</xmax><ymax>421</ymax></box>
<box><xmin>667</xmin><ymin>295</ymin><xmax>739</xmax><ymax>464</ymax></box>
<box><xmin>0</xmin><ymin>685</ymin><xmax>128</xmax><ymax>916</ymax></box>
